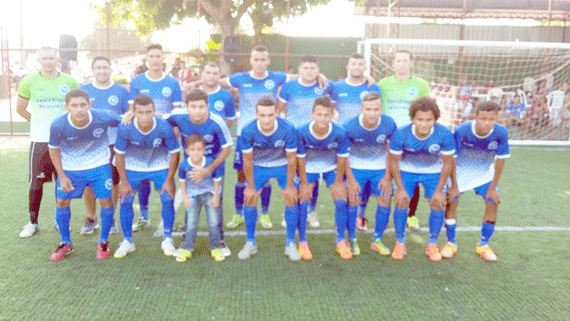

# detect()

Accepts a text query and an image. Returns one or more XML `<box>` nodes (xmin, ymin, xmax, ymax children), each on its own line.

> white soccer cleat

<box><xmin>307</xmin><ymin>211</ymin><xmax>320</xmax><ymax>228</ymax></box>
<box><xmin>284</xmin><ymin>243</ymin><xmax>301</xmax><ymax>262</ymax></box>
<box><xmin>237</xmin><ymin>241</ymin><xmax>258</xmax><ymax>260</ymax></box>
<box><xmin>20</xmin><ymin>223</ymin><xmax>39</xmax><ymax>238</ymax></box>
<box><xmin>114</xmin><ymin>240</ymin><xmax>136</xmax><ymax>259</ymax></box>
<box><xmin>161</xmin><ymin>237</ymin><xmax>176</xmax><ymax>257</ymax></box>
<box><xmin>153</xmin><ymin>220</ymin><xmax>164</xmax><ymax>237</ymax></box>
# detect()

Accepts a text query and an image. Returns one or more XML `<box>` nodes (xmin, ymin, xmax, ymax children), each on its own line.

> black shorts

<box><xmin>29</xmin><ymin>142</ymin><xmax>57</xmax><ymax>185</ymax></box>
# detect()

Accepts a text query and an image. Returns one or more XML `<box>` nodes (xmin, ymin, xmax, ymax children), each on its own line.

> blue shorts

<box><xmin>126</xmin><ymin>169</ymin><xmax>170</xmax><ymax>192</ymax></box>
<box><xmin>305</xmin><ymin>169</ymin><xmax>338</xmax><ymax>187</ymax></box>
<box><xmin>472</xmin><ymin>181</ymin><xmax>499</xmax><ymax>203</ymax></box>
<box><xmin>253</xmin><ymin>165</ymin><xmax>288</xmax><ymax>191</ymax></box>
<box><xmin>352</xmin><ymin>168</ymin><xmax>390</xmax><ymax>197</ymax></box>
<box><xmin>233</xmin><ymin>136</ymin><xmax>243</xmax><ymax>171</ymax></box>
<box><xmin>400</xmin><ymin>171</ymin><xmax>446</xmax><ymax>199</ymax></box>
<box><xmin>56</xmin><ymin>164</ymin><xmax>113</xmax><ymax>200</ymax></box>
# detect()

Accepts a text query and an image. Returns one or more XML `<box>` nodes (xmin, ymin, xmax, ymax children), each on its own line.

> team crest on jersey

<box><xmin>407</xmin><ymin>87</ymin><xmax>418</xmax><ymax>97</ymax></box>
<box><xmin>153</xmin><ymin>138</ymin><xmax>162</xmax><ymax>148</ymax></box>
<box><xmin>274</xmin><ymin>140</ymin><xmax>285</xmax><ymax>148</ymax></box>
<box><xmin>488</xmin><ymin>141</ymin><xmax>498</xmax><ymax>150</ymax></box>
<box><xmin>203</xmin><ymin>135</ymin><xmax>214</xmax><ymax>143</ymax></box>
<box><xmin>428</xmin><ymin>144</ymin><xmax>441</xmax><ymax>154</ymax></box>
<box><xmin>108</xmin><ymin>95</ymin><xmax>119</xmax><ymax>106</ymax></box>
<box><xmin>327</xmin><ymin>142</ymin><xmax>339</xmax><ymax>150</ymax></box>
<box><xmin>214</xmin><ymin>101</ymin><xmax>224</xmax><ymax>112</ymax></box>
<box><xmin>105</xmin><ymin>179</ymin><xmax>113</xmax><ymax>190</ymax></box>
<box><xmin>360</xmin><ymin>91</ymin><xmax>369</xmax><ymax>100</ymax></box>
<box><xmin>376</xmin><ymin>134</ymin><xmax>386</xmax><ymax>144</ymax></box>
<box><xmin>93</xmin><ymin>128</ymin><xmax>104</xmax><ymax>138</ymax></box>
<box><xmin>264</xmin><ymin>80</ymin><xmax>275</xmax><ymax>90</ymax></box>
<box><xmin>314</xmin><ymin>87</ymin><xmax>324</xmax><ymax>95</ymax></box>
<box><xmin>59</xmin><ymin>84</ymin><xmax>70</xmax><ymax>94</ymax></box>
<box><xmin>162</xmin><ymin>87</ymin><xmax>172</xmax><ymax>97</ymax></box>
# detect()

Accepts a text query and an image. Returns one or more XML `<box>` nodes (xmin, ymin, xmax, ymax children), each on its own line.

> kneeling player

<box><xmin>344</xmin><ymin>92</ymin><xmax>397</xmax><ymax>256</ymax></box>
<box><xmin>297</xmin><ymin>96</ymin><xmax>352</xmax><ymax>260</ymax></box>
<box><xmin>113</xmin><ymin>94</ymin><xmax>180</xmax><ymax>258</ymax></box>
<box><xmin>48</xmin><ymin>89</ymin><xmax>121</xmax><ymax>261</ymax></box>
<box><xmin>237</xmin><ymin>96</ymin><xmax>299</xmax><ymax>261</ymax></box>
<box><xmin>389</xmin><ymin>97</ymin><xmax>455</xmax><ymax>261</ymax></box>
<box><xmin>441</xmin><ymin>101</ymin><xmax>509</xmax><ymax>262</ymax></box>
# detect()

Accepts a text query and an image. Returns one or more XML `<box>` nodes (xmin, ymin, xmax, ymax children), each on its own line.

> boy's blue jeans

<box><xmin>180</xmin><ymin>192</ymin><xmax>221</xmax><ymax>251</ymax></box>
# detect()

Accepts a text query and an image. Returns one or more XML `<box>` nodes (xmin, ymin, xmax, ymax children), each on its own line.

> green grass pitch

<box><xmin>0</xmin><ymin>146</ymin><xmax>569</xmax><ymax>320</ymax></box>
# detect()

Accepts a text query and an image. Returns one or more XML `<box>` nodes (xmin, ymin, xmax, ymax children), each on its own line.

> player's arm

<box><xmin>297</xmin><ymin>156</ymin><xmax>312</xmax><ymax>202</ymax></box>
<box><xmin>390</xmin><ymin>153</ymin><xmax>409</xmax><ymax>208</ymax></box>
<box><xmin>345</xmin><ymin>161</ymin><xmax>361</xmax><ymax>204</ymax></box>
<box><xmin>160</xmin><ymin>151</ymin><xmax>179</xmax><ymax>197</ymax></box>
<box><xmin>485</xmin><ymin>158</ymin><xmax>506</xmax><ymax>204</ymax></box>
<box><xmin>283</xmin><ymin>150</ymin><xmax>298</xmax><ymax>205</ymax></box>
<box><xmin>330</xmin><ymin>156</ymin><xmax>348</xmax><ymax>200</ymax></box>
<box><xmin>446</xmin><ymin>158</ymin><xmax>460</xmax><ymax>202</ymax></box>
<box><xmin>242</xmin><ymin>150</ymin><xmax>256</xmax><ymax>205</ymax></box>
<box><xmin>226</xmin><ymin>118</ymin><xmax>237</xmax><ymax>128</ymax></box>
<box><xmin>190</xmin><ymin>145</ymin><xmax>230</xmax><ymax>182</ymax></box>
<box><xmin>379</xmin><ymin>143</ymin><xmax>393</xmax><ymax>198</ymax></box>
<box><xmin>430</xmin><ymin>154</ymin><xmax>454</xmax><ymax>210</ymax></box>
<box><xmin>49</xmin><ymin>147</ymin><xmax>73</xmax><ymax>192</ymax></box>
<box><xmin>276</xmin><ymin>99</ymin><xmax>287</xmax><ymax>118</ymax></box>
<box><xmin>16</xmin><ymin>97</ymin><xmax>31</xmax><ymax>122</ymax></box>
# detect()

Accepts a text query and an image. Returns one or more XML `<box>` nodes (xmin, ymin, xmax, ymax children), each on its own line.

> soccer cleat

<box><xmin>80</xmin><ymin>218</ymin><xmax>100</xmax><ymax>235</ymax></box>
<box><xmin>109</xmin><ymin>221</ymin><xmax>119</xmax><ymax>234</ymax></box>
<box><xmin>259</xmin><ymin>214</ymin><xmax>273</xmax><ymax>229</ymax></box>
<box><xmin>298</xmin><ymin>241</ymin><xmax>313</xmax><ymax>261</ymax></box>
<box><xmin>176</xmin><ymin>249</ymin><xmax>192</xmax><ymax>263</ymax></box>
<box><xmin>425</xmin><ymin>243</ymin><xmax>443</xmax><ymax>262</ymax></box>
<box><xmin>348</xmin><ymin>238</ymin><xmax>361</xmax><ymax>256</ymax></box>
<box><xmin>211</xmin><ymin>248</ymin><xmax>226</xmax><ymax>262</ymax></box>
<box><xmin>336</xmin><ymin>240</ymin><xmax>353</xmax><ymax>260</ymax></box>
<box><xmin>226</xmin><ymin>214</ymin><xmax>244</xmax><ymax>229</ymax></box>
<box><xmin>50</xmin><ymin>243</ymin><xmax>73</xmax><ymax>261</ymax></box>
<box><xmin>220</xmin><ymin>241</ymin><xmax>231</xmax><ymax>257</ymax></box>
<box><xmin>307</xmin><ymin>211</ymin><xmax>320</xmax><ymax>228</ymax></box>
<box><xmin>284</xmin><ymin>243</ymin><xmax>301</xmax><ymax>262</ymax></box>
<box><xmin>20</xmin><ymin>223</ymin><xmax>39</xmax><ymax>238</ymax></box>
<box><xmin>356</xmin><ymin>217</ymin><xmax>368</xmax><ymax>231</ymax></box>
<box><xmin>476</xmin><ymin>243</ymin><xmax>497</xmax><ymax>262</ymax></box>
<box><xmin>132</xmin><ymin>217</ymin><xmax>150</xmax><ymax>233</ymax></box>
<box><xmin>237</xmin><ymin>241</ymin><xmax>258</xmax><ymax>260</ymax></box>
<box><xmin>391</xmin><ymin>242</ymin><xmax>407</xmax><ymax>260</ymax></box>
<box><xmin>114</xmin><ymin>240</ymin><xmax>136</xmax><ymax>259</ymax></box>
<box><xmin>96</xmin><ymin>242</ymin><xmax>111</xmax><ymax>260</ymax></box>
<box><xmin>153</xmin><ymin>220</ymin><xmax>164</xmax><ymax>237</ymax></box>
<box><xmin>161</xmin><ymin>237</ymin><xmax>176</xmax><ymax>257</ymax></box>
<box><xmin>440</xmin><ymin>242</ymin><xmax>458</xmax><ymax>259</ymax></box>
<box><xmin>407</xmin><ymin>215</ymin><xmax>420</xmax><ymax>231</ymax></box>
<box><xmin>370</xmin><ymin>239</ymin><xmax>391</xmax><ymax>256</ymax></box>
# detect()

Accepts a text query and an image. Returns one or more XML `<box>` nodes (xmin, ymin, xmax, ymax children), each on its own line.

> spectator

<box><xmin>505</xmin><ymin>95</ymin><xmax>529</xmax><ymax>139</ymax></box>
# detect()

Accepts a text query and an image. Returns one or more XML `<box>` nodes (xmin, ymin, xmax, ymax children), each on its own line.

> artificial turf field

<box><xmin>1</xmin><ymin>146</ymin><xmax>569</xmax><ymax>321</ymax></box>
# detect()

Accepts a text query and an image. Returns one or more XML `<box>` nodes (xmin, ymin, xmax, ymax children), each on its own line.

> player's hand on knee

<box><xmin>330</xmin><ymin>181</ymin><xmax>347</xmax><ymax>200</ymax></box>
<box><xmin>60</xmin><ymin>176</ymin><xmax>74</xmax><ymax>193</ymax></box>
<box><xmin>347</xmin><ymin>179</ymin><xmax>361</xmax><ymax>205</ymax></box>
<box><xmin>378</xmin><ymin>178</ymin><xmax>392</xmax><ymax>199</ymax></box>
<box><xmin>118</xmin><ymin>182</ymin><xmax>133</xmax><ymax>201</ymax></box>
<box><xmin>395</xmin><ymin>189</ymin><xmax>410</xmax><ymax>208</ymax></box>
<box><xmin>283</xmin><ymin>186</ymin><xmax>298</xmax><ymax>206</ymax></box>
<box><xmin>429</xmin><ymin>190</ymin><xmax>446</xmax><ymax>210</ymax></box>
<box><xmin>161</xmin><ymin>180</ymin><xmax>175</xmax><ymax>198</ymax></box>
<box><xmin>485</xmin><ymin>188</ymin><xmax>500</xmax><ymax>204</ymax></box>
<box><xmin>244</xmin><ymin>185</ymin><xmax>257</xmax><ymax>206</ymax></box>
<box><xmin>447</xmin><ymin>185</ymin><xmax>460</xmax><ymax>203</ymax></box>
<box><xmin>298</xmin><ymin>182</ymin><xmax>313</xmax><ymax>203</ymax></box>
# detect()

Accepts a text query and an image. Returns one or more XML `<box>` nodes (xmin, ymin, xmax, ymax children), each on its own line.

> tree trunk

<box><xmin>219</xmin><ymin>21</ymin><xmax>235</xmax><ymax>77</ymax></box>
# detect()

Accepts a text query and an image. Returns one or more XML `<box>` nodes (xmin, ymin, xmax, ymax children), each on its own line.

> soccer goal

<box><xmin>358</xmin><ymin>38</ymin><xmax>570</xmax><ymax>146</ymax></box>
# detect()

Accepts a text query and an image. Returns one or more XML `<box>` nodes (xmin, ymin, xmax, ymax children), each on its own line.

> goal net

<box><xmin>358</xmin><ymin>38</ymin><xmax>570</xmax><ymax>145</ymax></box>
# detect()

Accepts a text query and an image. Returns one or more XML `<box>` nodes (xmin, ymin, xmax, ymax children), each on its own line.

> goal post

<box><xmin>358</xmin><ymin>38</ymin><xmax>570</xmax><ymax>146</ymax></box>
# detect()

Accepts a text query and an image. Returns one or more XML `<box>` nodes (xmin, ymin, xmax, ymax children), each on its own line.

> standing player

<box><xmin>17</xmin><ymin>46</ymin><xmax>79</xmax><ymax>238</ymax></box>
<box><xmin>441</xmin><ymin>101</ymin><xmax>509</xmax><ymax>261</ymax></box>
<box><xmin>237</xmin><ymin>96</ymin><xmax>298</xmax><ymax>261</ymax></box>
<box><xmin>344</xmin><ymin>92</ymin><xmax>397</xmax><ymax>256</ymax></box>
<box><xmin>199</xmin><ymin>61</ymin><xmax>237</xmax><ymax>128</ymax></box>
<box><xmin>79</xmin><ymin>56</ymin><xmax>129</xmax><ymax>235</ymax></box>
<box><xmin>113</xmin><ymin>94</ymin><xmax>180</xmax><ymax>258</ymax></box>
<box><xmin>297</xmin><ymin>96</ymin><xmax>351</xmax><ymax>260</ymax></box>
<box><xmin>48</xmin><ymin>89</ymin><xmax>121</xmax><ymax>261</ymax></box>
<box><xmin>379</xmin><ymin>50</ymin><xmax>431</xmax><ymax>231</ymax></box>
<box><xmin>165</xmin><ymin>89</ymin><xmax>233</xmax><ymax>256</ymax></box>
<box><xmin>331</xmin><ymin>52</ymin><xmax>382</xmax><ymax>231</ymax></box>
<box><xmin>129</xmin><ymin>44</ymin><xmax>183</xmax><ymax>233</ymax></box>
<box><xmin>277</xmin><ymin>55</ymin><xmax>334</xmax><ymax>228</ymax></box>
<box><xmin>389</xmin><ymin>97</ymin><xmax>455</xmax><ymax>261</ymax></box>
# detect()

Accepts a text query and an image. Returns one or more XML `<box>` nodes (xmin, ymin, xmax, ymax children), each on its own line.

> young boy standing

<box><xmin>442</xmin><ymin>101</ymin><xmax>510</xmax><ymax>261</ymax></box>
<box><xmin>48</xmin><ymin>89</ymin><xmax>121</xmax><ymax>261</ymax></box>
<box><xmin>176</xmin><ymin>134</ymin><xmax>224</xmax><ymax>263</ymax></box>
<box><xmin>389</xmin><ymin>97</ymin><xmax>455</xmax><ymax>262</ymax></box>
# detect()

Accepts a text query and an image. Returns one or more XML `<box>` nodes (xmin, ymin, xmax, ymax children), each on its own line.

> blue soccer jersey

<box><xmin>49</xmin><ymin>109</ymin><xmax>121</xmax><ymax>171</ymax></box>
<box><xmin>454</xmin><ymin>120</ymin><xmax>510</xmax><ymax>192</ymax></box>
<box><xmin>81</xmin><ymin>81</ymin><xmax>129</xmax><ymax>144</ymax></box>
<box><xmin>114</xmin><ymin>116</ymin><xmax>180</xmax><ymax>172</ymax></box>
<box><xmin>227</xmin><ymin>71</ymin><xmax>288</xmax><ymax>135</ymax></box>
<box><xmin>241</xmin><ymin>118</ymin><xmax>297</xmax><ymax>167</ymax></box>
<box><xmin>165</xmin><ymin>110</ymin><xmax>233</xmax><ymax>158</ymax></box>
<box><xmin>129</xmin><ymin>72</ymin><xmax>183</xmax><ymax>115</ymax></box>
<box><xmin>278</xmin><ymin>79</ymin><xmax>335</xmax><ymax>128</ymax></box>
<box><xmin>201</xmin><ymin>85</ymin><xmax>237</xmax><ymax>122</ymax></box>
<box><xmin>178</xmin><ymin>156</ymin><xmax>223</xmax><ymax>197</ymax></box>
<box><xmin>390</xmin><ymin>123</ymin><xmax>455</xmax><ymax>174</ymax></box>
<box><xmin>344</xmin><ymin>114</ymin><xmax>397</xmax><ymax>171</ymax></box>
<box><xmin>331</xmin><ymin>78</ymin><xmax>381</xmax><ymax>125</ymax></box>
<box><xmin>297</xmin><ymin>122</ymin><xmax>349</xmax><ymax>174</ymax></box>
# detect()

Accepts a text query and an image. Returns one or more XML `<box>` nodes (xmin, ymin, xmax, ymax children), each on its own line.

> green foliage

<box><xmin>111</xmin><ymin>75</ymin><xmax>130</xmax><ymax>84</ymax></box>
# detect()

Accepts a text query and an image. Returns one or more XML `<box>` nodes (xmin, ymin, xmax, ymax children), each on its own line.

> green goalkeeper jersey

<box><xmin>18</xmin><ymin>72</ymin><xmax>79</xmax><ymax>142</ymax></box>
<box><xmin>378</xmin><ymin>75</ymin><xmax>430</xmax><ymax>127</ymax></box>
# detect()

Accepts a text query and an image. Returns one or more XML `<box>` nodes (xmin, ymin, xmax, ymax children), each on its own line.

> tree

<box><xmin>99</xmin><ymin>0</ymin><xmax>331</xmax><ymax>73</ymax></box>
<box><xmin>80</xmin><ymin>21</ymin><xmax>149</xmax><ymax>60</ymax></box>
